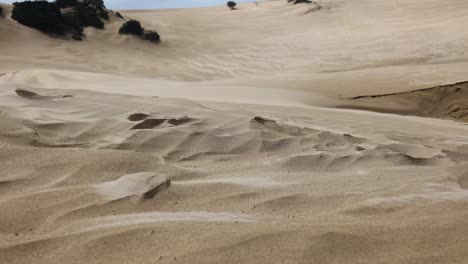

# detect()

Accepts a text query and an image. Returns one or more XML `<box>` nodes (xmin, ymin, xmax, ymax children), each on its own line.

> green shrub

<box><xmin>55</xmin><ymin>0</ymin><xmax>78</xmax><ymax>8</ymax></box>
<box><xmin>74</xmin><ymin>3</ymin><xmax>104</xmax><ymax>29</ymax></box>
<box><xmin>227</xmin><ymin>1</ymin><xmax>237</xmax><ymax>9</ymax></box>
<box><xmin>61</xmin><ymin>12</ymin><xmax>84</xmax><ymax>35</ymax></box>
<box><xmin>119</xmin><ymin>20</ymin><xmax>143</xmax><ymax>35</ymax></box>
<box><xmin>71</xmin><ymin>33</ymin><xmax>83</xmax><ymax>41</ymax></box>
<box><xmin>288</xmin><ymin>0</ymin><xmax>312</xmax><ymax>4</ymax></box>
<box><xmin>115</xmin><ymin>12</ymin><xmax>124</xmax><ymax>19</ymax></box>
<box><xmin>119</xmin><ymin>19</ymin><xmax>161</xmax><ymax>44</ymax></box>
<box><xmin>97</xmin><ymin>10</ymin><xmax>109</xmax><ymax>20</ymax></box>
<box><xmin>11</xmin><ymin>1</ymin><xmax>65</xmax><ymax>34</ymax></box>
<box><xmin>144</xmin><ymin>31</ymin><xmax>160</xmax><ymax>43</ymax></box>
<box><xmin>83</xmin><ymin>0</ymin><xmax>105</xmax><ymax>8</ymax></box>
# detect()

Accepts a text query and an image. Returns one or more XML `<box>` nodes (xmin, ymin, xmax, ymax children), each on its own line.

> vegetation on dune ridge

<box><xmin>143</xmin><ymin>31</ymin><xmax>161</xmax><ymax>43</ymax></box>
<box><xmin>287</xmin><ymin>0</ymin><xmax>313</xmax><ymax>4</ymax></box>
<box><xmin>119</xmin><ymin>19</ymin><xmax>143</xmax><ymax>35</ymax></box>
<box><xmin>115</xmin><ymin>12</ymin><xmax>124</xmax><ymax>19</ymax></box>
<box><xmin>55</xmin><ymin>0</ymin><xmax>78</xmax><ymax>8</ymax></box>
<box><xmin>119</xmin><ymin>19</ymin><xmax>161</xmax><ymax>43</ymax></box>
<box><xmin>74</xmin><ymin>3</ymin><xmax>105</xmax><ymax>29</ymax></box>
<box><xmin>227</xmin><ymin>1</ymin><xmax>237</xmax><ymax>10</ymax></box>
<box><xmin>12</xmin><ymin>1</ymin><xmax>66</xmax><ymax>34</ymax></box>
<box><xmin>11</xmin><ymin>0</ymin><xmax>108</xmax><ymax>37</ymax></box>
<box><xmin>11</xmin><ymin>0</ymin><xmax>161</xmax><ymax>43</ymax></box>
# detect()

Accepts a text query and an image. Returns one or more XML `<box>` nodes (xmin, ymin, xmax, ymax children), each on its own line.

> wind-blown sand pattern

<box><xmin>1</xmin><ymin>0</ymin><xmax>468</xmax><ymax>263</ymax></box>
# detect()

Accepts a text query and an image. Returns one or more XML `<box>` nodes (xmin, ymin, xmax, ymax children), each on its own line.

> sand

<box><xmin>1</xmin><ymin>0</ymin><xmax>468</xmax><ymax>263</ymax></box>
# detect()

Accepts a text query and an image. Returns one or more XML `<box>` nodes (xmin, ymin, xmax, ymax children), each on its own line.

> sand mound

<box><xmin>130</xmin><ymin>115</ymin><xmax>193</xmax><ymax>130</ymax></box>
<box><xmin>168</xmin><ymin>116</ymin><xmax>192</xmax><ymax>126</ymax></box>
<box><xmin>457</xmin><ymin>174</ymin><xmax>468</xmax><ymax>189</ymax></box>
<box><xmin>131</xmin><ymin>118</ymin><xmax>167</xmax><ymax>129</ymax></box>
<box><xmin>15</xmin><ymin>88</ymin><xmax>73</xmax><ymax>100</ymax></box>
<box><xmin>178</xmin><ymin>176</ymin><xmax>296</xmax><ymax>188</ymax></box>
<box><xmin>94</xmin><ymin>172</ymin><xmax>170</xmax><ymax>200</ymax></box>
<box><xmin>127</xmin><ymin>113</ymin><xmax>150</xmax><ymax>121</ymax></box>
<box><xmin>282</xmin><ymin>150</ymin><xmax>450</xmax><ymax>172</ymax></box>
<box><xmin>15</xmin><ymin>89</ymin><xmax>41</xmax><ymax>99</ymax></box>
<box><xmin>252</xmin><ymin>116</ymin><xmax>276</xmax><ymax>125</ymax></box>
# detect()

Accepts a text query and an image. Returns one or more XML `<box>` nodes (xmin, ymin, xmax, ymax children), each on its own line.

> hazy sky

<box><xmin>3</xmin><ymin>0</ymin><xmax>261</xmax><ymax>9</ymax></box>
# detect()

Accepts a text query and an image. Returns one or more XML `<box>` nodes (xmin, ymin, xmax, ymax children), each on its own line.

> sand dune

<box><xmin>343</xmin><ymin>81</ymin><xmax>468</xmax><ymax>122</ymax></box>
<box><xmin>1</xmin><ymin>0</ymin><xmax>468</xmax><ymax>263</ymax></box>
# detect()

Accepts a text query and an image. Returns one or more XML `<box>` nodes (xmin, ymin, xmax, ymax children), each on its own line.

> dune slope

<box><xmin>343</xmin><ymin>81</ymin><xmax>468</xmax><ymax>121</ymax></box>
<box><xmin>1</xmin><ymin>1</ymin><xmax>468</xmax><ymax>263</ymax></box>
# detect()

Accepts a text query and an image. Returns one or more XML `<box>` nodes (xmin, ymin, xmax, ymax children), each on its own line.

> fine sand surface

<box><xmin>1</xmin><ymin>0</ymin><xmax>468</xmax><ymax>263</ymax></box>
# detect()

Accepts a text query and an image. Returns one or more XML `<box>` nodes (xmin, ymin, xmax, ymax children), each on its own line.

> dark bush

<box><xmin>71</xmin><ymin>33</ymin><xmax>83</xmax><ymax>41</ymax></box>
<box><xmin>0</xmin><ymin>7</ymin><xmax>4</xmax><ymax>17</ymax></box>
<box><xmin>90</xmin><ymin>0</ymin><xmax>109</xmax><ymax>20</ymax></box>
<box><xmin>55</xmin><ymin>0</ymin><xmax>78</xmax><ymax>8</ymax></box>
<box><xmin>74</xmin><ymin>3</ymin><xmax>104</xmax><ymax>29</ymax></box>
<box><xmin>11</xmin><ymin>1</ymin><xmax>65</xmax><ymax>34</ymax></box>
<box><xmin>83</xmin><ymin>0</ymin><xmax>105</xmax><ymax>8</ymax></box>
<box><xmin>61</xmin><ymin>12</ymin><xmax>84</xmax><ymax>35</ymax></box>
<box><xmin>97</xmin><ymin>10</ymin><xmax>109</xmax><ymax>20</ymax></box>
<box><xmin>115</xmin><ymin>12</ymin><xmax>124</xmax><ymax>19</ymax></box>
<box><xmin>119</xmin><ymin>19</ymin><xmax>143</xmax><ymax>35</ymax></box>
<box><xmin>119</xmin><ymin>19</ymin><xmax>161</xmax><ymax>44</ymax></box>
<box><xmin>227</xmin><ymin>1</ymin><xmax>237</xmax><ymax>9</ymax></box>
<box><xmin>11</xmin><ymin>0</ymin><xmax>107</xmax><ymax>38</ymax></box>
<box><xmin>287</xmin><ymin>0</ymin><xmax>312</xmax><ymax>4</ymax></box>
<box><xmin>144</xmin><ymin>31</ymin><xmax>160</xmax><ymax>43</ymax></box>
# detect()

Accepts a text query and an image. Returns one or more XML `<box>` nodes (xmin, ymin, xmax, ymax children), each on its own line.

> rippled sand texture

<box><xmin>0</xmin><ymin>0</ymin><xmax>468</xmax><ymax>263</ymax></box>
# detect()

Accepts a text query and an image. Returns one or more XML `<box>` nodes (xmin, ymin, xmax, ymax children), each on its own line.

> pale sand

<box><xmin>0</xmin><ymin>0</ymin><xmax>468</xmax><ymax>263</ymax></box>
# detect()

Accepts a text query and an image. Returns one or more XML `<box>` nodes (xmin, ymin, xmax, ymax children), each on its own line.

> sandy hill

<box><xmin>0</xmin><ymin>1</ymin><xmax>468</xmax><ymax>264</ymax></box>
